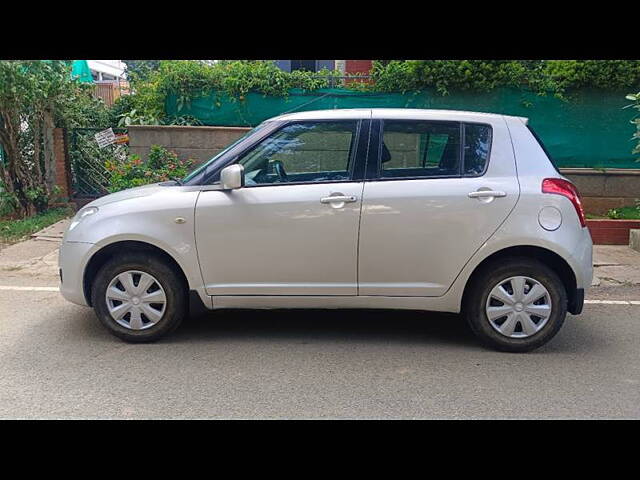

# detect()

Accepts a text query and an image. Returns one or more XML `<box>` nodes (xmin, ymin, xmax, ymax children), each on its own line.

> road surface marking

<box><xmin>0</xmin><ymin>286</ymin><xmax>59</xmax><ymax>292</ymax></box>
<box><xmin>585</xmin><ymin>300</ymin><xmax>640</xmax><ymax>306</ymax></box>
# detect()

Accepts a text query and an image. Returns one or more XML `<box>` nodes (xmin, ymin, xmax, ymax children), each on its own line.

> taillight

<box><xmin>542</xmin><ymin>178</ymin><xmax>586</xmax><ymax>227</ymax></box>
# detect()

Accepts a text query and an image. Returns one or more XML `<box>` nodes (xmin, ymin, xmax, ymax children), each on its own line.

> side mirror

<box><xmin>220</xmin><ymin>164</ymin><xmax>245</xmax><ymax>190</ymax></box>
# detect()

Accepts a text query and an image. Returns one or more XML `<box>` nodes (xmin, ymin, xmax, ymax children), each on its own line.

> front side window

<box><xmin>183</xmin><ymin>122</ymin><xmax>271</xmax><ymax>184</ymax></box>
<box><xmin>380</xmin><ymin>121</ymin><xmax>461</xmax><ymax>178</ymax></box>
<box><xmin>238</xmin><ymin>121</ymin><xmax>358</xmax><ymax>186</ymax></box>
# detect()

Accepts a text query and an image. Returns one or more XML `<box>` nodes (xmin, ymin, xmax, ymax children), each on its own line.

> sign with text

<box><xmin>95</xmin><ymin>128</ymin><xmax>116</xmax><ymax>148</ymax></box>
<box><xmin>114</xmin><ymin>133</ymin><xmax>129</xmax><ymax>145</ymax></box>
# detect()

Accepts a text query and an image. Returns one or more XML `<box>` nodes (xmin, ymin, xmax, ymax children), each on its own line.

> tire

<box><xmin>91</xmin><ymin>252</ymin><xmax>187</xmax><ymax>342</ymax></box>
<box><xmin>463</xmin><ymin>257</ymin><xmax>567</xmax><ymax>353</ymax></box>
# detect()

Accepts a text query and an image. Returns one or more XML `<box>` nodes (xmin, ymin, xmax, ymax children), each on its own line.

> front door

<box><xmin>195</xmin><ymin>119</ymin><xmax>368</xmax><ymax>296</ymax></box>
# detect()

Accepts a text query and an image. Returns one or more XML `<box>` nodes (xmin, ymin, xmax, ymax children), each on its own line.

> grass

<box><xmin>0</xmin><ymin>207</ymin><xmax>73</xmax><ymax>244</ymax></box>
<box><xmin>586</xmin><ymin>206</ymin><xmax>640</xmax><ymax>220</ymax></box>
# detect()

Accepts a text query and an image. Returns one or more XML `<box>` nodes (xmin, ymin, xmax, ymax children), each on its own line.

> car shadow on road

<box><xmin>166</xmin><ymin>308</ymin><xmax>479</xmax><ymax>349</ymax></box>
<box><xmin>65</xmin><ymin>305</ymin><xmax>603</xmax><ymax>354</ymax></box>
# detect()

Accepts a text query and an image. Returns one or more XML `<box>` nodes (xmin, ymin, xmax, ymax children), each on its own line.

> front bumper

<box><xmin>58</xmin><ymin>241</ymin><xmax>94</xmax><ymax>307</ymax></box>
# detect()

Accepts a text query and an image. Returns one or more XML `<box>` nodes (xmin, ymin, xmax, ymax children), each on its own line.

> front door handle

<box><xmin>320</xmin><ymin>195</ymin><xmax>357</xmax><ymax>204</ymax></box>
<box><xmin>468</xmin><ymin>190</ymin><xmax>507</xmax><ymax>199</ymax></box>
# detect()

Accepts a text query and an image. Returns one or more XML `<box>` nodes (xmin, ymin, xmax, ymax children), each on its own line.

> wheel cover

<box><xmin>485</xmin><ymin>276</ymin><xmax>552</xmax><ymax>339</ymax></box>
<box><xmin>105</xmin><ymin>270</ymin><xmax>167</xmax><ymax>330</ymax></box>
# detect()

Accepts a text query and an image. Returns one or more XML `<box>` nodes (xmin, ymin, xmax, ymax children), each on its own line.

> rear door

<box><xmin>358</xmin><ymin>115</ymin><xmax>519</xmax><ymax>297</ymax></box>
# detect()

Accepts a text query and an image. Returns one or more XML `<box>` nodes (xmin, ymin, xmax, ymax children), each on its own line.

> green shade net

<box><xmin>71</xmin><ymin>60</ymin><xmax>93</xmax><ymax>83</ymax></box>
<box><xmin>166</xmin><ymin>87</ymin><xmax>640</xmax><ymax>169</ymax></box>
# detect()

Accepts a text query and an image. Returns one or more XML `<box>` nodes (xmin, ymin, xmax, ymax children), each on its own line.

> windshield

<box><xmin>182</xmin><ymin>122</ymin><xmax>270</xmax><ymax>183</ymax></box>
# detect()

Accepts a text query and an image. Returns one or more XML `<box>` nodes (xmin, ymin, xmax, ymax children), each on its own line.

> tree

<box><xmin>0</xmin><ymin>60</ymin><xmax>105</xmax><ymax>216</ymax></box>
<box><xmin>122</xmin><ymin>60</ymin><xmax>160</xmax><ymax>83</ymax></box>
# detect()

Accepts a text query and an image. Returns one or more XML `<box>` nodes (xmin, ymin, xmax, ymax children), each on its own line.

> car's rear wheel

<box><xmin>464</xmin><ymin>258</ymin><xmax>567</xmax><ymax>352</ymax></box>
<box><xmin>91</xmin><ymin>253</ymin><xmax>187</xmax><ymax>342</ymax></box>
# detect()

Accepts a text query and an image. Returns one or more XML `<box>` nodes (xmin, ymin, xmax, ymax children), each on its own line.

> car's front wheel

<box><xmin>464</xmin><ymin>258</ymin><xmax>567</xmax><ymax>352</ymax></box>
<box><xmin>91</xmin><ymin>252</ymin><xmax>187</xmax><ymax>342</ymax></box>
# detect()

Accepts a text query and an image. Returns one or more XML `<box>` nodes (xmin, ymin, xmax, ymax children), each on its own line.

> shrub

<box><xmin>370</xmin><ymin>60</ymin><xmax>640</xmax><ymax>97</ymax></box>
<box><xmin>124</xmin><ymin>60</ymin><xmax>346</xmax><ymax>124</ymax></box>
<box><xmin>105</xmin><ymin>145</ymin><xmax>194</xmax><ymax>193</ymax></box>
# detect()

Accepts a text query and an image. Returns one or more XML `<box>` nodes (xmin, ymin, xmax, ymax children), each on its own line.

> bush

<box><xmin>118</xmin><ymin>60</ymin><xmax>640</xmax><ymax>126</ymax></box>
<box><xmin>124</xmin><ymin>60</ymin><xmax>346</xmax><ymax>124</ymax></box>
<box><xmin>0</xmin><ymin>181</ymin><xmax>20</xmax><ymax>218</ymax></box>
<box><xmin>105</xmin><ymin>145</ymin><xmax>194</xmax><ymax>193</ymax></box>
<box><xmin>370</xmin><ymin>60</ymin><xmax>640</xmax><ymax>97</ymax></box>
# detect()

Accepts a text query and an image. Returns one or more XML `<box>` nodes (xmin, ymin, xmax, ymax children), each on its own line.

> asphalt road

<box><xmin>0</xmin><ymin>288</ymin><xmax>638</xmax><ymax>419</ymax></box>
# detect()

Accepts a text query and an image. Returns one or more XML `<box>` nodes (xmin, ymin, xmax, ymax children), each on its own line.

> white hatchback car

<box><xmin>60</xmin><ymin>109</ymin><xmax>592</xmax><ymax>352</ymax></box>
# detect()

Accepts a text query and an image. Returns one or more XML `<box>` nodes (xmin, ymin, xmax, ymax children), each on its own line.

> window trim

<box><xmin>366</xmin><ymin>119</ymin><xmax>493</xmax><ymax>181</ymax></box>
<box><xmin>228</xmin><ymin>118</ymin><xmax>367</xmax><ymax>189</ymax></box>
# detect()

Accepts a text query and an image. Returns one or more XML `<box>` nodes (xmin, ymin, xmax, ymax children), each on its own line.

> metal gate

<box><xmin>67</xmin><ymin>127</ymin><xmax>128</xmax><ymax>198</ymax></box>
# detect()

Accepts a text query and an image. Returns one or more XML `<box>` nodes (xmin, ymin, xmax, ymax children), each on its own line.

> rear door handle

<box><xmin>468</xmin><ymin>190</ymin><xmax>507</xmax><ymax>199</ymax></box>
<box><xmin>320</xmin><ymin>195</ymin><xmax>357</xmax><ymax>204</ymax></box>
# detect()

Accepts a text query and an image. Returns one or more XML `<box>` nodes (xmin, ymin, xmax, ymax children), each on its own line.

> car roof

<box><xmin>270</xmin><ymin>108</ymin><xmax>528</xmax><ymax>124</ymax></box>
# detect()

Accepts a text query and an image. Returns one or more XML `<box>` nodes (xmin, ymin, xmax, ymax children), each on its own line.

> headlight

<box><xmin>69</xmin><ymin>206</ymin><xmax>99</xmax><ymax>231</ymax></box>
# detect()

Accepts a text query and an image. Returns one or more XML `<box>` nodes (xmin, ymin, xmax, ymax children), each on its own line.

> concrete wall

<box><xmin>128</xmin><ymin>125</ymin><xmax>250</xmax><ymax>166</ymax></box>
<box><xmin>561</xmin><ymin>168</ymin><xmax>640</xmax><ymax>215</ymax></box>
<box><xmin>127</xmin><ymin>125</ymin><xmax>640</xmax><ymax>215</ymax></box>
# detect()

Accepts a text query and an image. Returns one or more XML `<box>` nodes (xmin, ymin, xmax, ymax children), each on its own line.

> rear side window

<box><xmin>380</xmin><ymin>121</ymin><xmax>461</xmax><ymax>178</ymax></box>
<box><xmin>463</xmin><ymin>124</ymin><xmax>492</xmax><ymax>176</ymax></box>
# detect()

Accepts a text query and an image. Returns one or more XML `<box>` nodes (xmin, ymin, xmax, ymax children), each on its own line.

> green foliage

<box><xmin>545</xmin><ymin>60</ymin><xmax>640</xmax><ymax>91</ymax></box>
<box><xmin>108</xmin><ymin>93</ymin><xmax>137</xmax><ymax>125</ymax></box>
<box><xmin>122</xmin><ymin>60</ymin><xmax>640</xmax><ymax>126</ymax></box>
<box><xmin>370</xmin><ymin>60</ymin><xmax>535</xmax><ymax>95</ymax></box>
<box><xmin>55</xmin><ymin>84</ymin><xmax>111</xmax><ymax>129</ymax></box>
<box><xmin>105</xmin><ymin>145</ymin><xmax>194</xmax><ymax>193</ymax></box>
<box><xmin>122</xmin><ymin>60</ymin><xmax>160</xmax><ymax>83</ymax></box>
<box><xmin>163</xmin><ymin>115</ymin><xmax>203</xmax><ymax>126</ymax></box>
<box><xmin>606</xmin><ymin>205</ymin><xmax>640</xmax><ymax>220</ymax></box>
<box><xmin>626</xmin><ymin>91</ymin><xmax>640</xmax><ymax>158</ymax></box>
<box><xmin>370</xmin><ymin>60</ymin><xmax>640</xmax><ymax>97</ymax></box>
<box><xmin>0</xmin><ymin>180</ymin><xmax>20</xmax><ymax>218</ymax></box>
<box><xmin>125</xmin><ymin>60</ymin><xmax>346</xmax><ymax>124</ymax></box>
<box><xmin>115</xmin><ymin>108</ymin><xmax>161</xmax><ymax>127</ymax></box>
<box><xmin>0</xmin><ymin>60</ymin><xmax>111</xmax><ymax>217</ymax></box>
<box><xmin>0</xmin><ymin>206</ymin><xmax>72</xmax><ymax>243</ymax></box>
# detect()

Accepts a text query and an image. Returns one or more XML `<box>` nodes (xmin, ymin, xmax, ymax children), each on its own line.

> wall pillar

<box><xmin>53</xmin><ymin>128</ymin><xmax>71</xmax><ymax>200</ymax></box>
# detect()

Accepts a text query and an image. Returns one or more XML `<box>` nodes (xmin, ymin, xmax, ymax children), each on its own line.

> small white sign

<box><xmin>95</xmin><ymin>128</ymin><xmax>116</xmax><ymax>148</ymax></box>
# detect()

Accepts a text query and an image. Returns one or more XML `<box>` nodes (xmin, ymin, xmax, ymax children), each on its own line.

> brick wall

<box><xmin>53</xmin><ymin>128</ymin><xmax>71</xmax><ymax>199</ymax></box>
<box><xmin>345</xmin><ymin>60</ymin><xmax>373</xmax><ymax>75</ymax></box>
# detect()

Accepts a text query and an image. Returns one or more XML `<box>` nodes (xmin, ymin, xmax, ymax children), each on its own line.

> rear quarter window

<box><xmin>526</xmin><ymin>125</ymin><xmax>561</xmax><ymax>174</ymax></box>
<box><xmin>463</xmin><ymin>123</ymin><xmax>492</xmax><ymax>176</ymax></box>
